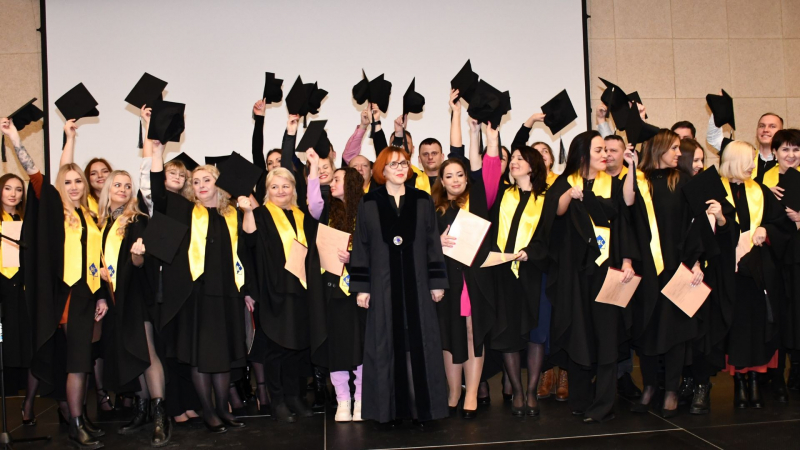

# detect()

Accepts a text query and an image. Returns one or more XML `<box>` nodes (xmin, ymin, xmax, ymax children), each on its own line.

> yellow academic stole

<box><xmin>546</xmin><ymin>171</ymin><xmax>558</xmax><ymax>187</ymax></box>
<box><xmin>722</xmin><ymin>177</ymin><xmax>764</xmax><ymax>249</ymax></box>
<box><xmin>411</xmin><ymin>165</ymin><xmax>431</xmax><ymax>194</ymax></box>
<box><xmin>761</xmin><ymin>165</ymin><xmax>799</xmax><ymax>188</ymax></box>
<box><xmin>87</xmin><ymin>195</ymin><xmax>99</xmax><ymax>215</ymax></box>
<box><xmin>188</xmin><ymin>205</ymin><xmax>245</xmax><ymax>291</ymax></box>
<box><xmin>0</xmin><ymin>211</ymin><xmax>19</xmax><ymax>279</ymax></box>
<box><xmin>567</xmin><ymin>172</ymin><xmax>612</xmax><ymax>266</ymax></box>
<box><xmin>618</xmin><ymin>165</ymin><xmax>629</xmax><ymax>180</ymax></box>
<box><xmin>496</xmin><ymin>187</ymin><xmax>545</xmax><ymax>278</ymax></box>
<box><xmin>636</xmin><ymin>171</ymin><xmax>665</xmax><ymax>275</ymax></box>
<box><xmin>363</xmin><ymin>180</ymin><xmax>371</xmax><ymax>194</ymax></box>
<box><xmin>265</xmin><ymin>202</ymin><xmax>308</xmax><ymax>288</ymax></box>
<box><xmin>64</xmin><ymin>207</ymin><xmax>102</xmax><ymax>293</ymax></box>
<box><xmin>101</xmin><ymin>218</ymin><xmax>124</xmax><ymax>288</ymax></box>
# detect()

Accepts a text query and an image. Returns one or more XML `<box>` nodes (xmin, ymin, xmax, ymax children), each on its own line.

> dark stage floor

<box><xmin>2</xmin><ymin>369</ymin><xmax>799</xmax><ymax>449</ymax></box>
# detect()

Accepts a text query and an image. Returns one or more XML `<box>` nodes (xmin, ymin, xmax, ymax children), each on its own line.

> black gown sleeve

<box><xmin>424</xmin><ymin>197</ymin><xmax>449</xmax><ymax>290</ymax></box>
<box><xmin>253</xmin><ymin>116</ymin><xmax>267</xmax><ymax>203</ymax></box>
<box><xmin>511</xmin><ymin>124</ymin><xmax>531</xmax><ymax>150</ymax></box>
<box><xmin>150</xmin><ymin>170</ymin><xmax>167</xmax><ymax>215</ymax></box>
<box><xmin>372</xmin><ymin>126</ymin><xmax>388</xmax><ymax>156</ymax></box>
<box><xmin>349</xmin><ymin>198</ymin><xmax>371</xmax><ymax>294</ymax></box>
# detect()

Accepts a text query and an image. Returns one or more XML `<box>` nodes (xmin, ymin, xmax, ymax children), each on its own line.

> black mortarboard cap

<box><xmin>55</xmin><ymin>83</ymin><xmax>99</xmax><ymax>121</ymax></box>
<box><xmin>125</xmin><ymin>73</ymin><xmax>167</xmax><ymax>109</ymax></box>
<box><xmin>147</xmin><ymin>101</ymin><xmax>185</xmax><ymax>143</ymax></box>
<box><xmin>627</xmin><ymin>91</ymin><xmax>648</xmax><ymax>119</ymax></box>
<box><xmin>599</xmin><ymin>78</ymin><xmax>630</xmax><ymax>131</ymax></box>
<box><xmin>707</xmin><ymin>89</ymin><xmax>735</xmax><ymax>130</ymax></box>
<box><xmin>296</xmin><ymin>120</ymin><xmax>331</xmax><ymax>159</ymax></box>
<box><xmin>352</xmin><ymin>71</ymin><xmax>392</xmax><ymax>113</ymax></box>
<box><xmin>719</xmin><ymin>137</ymin><xmax>734</xmax><ymax>156</ymax></box>
<box><xmin>403</xmin><ymin>78</ymin><xmax>425</xmax><ymax>115</ymax></box>
<box><xmin>142</xmin><ymin>211</ymin><xmax>189</xmax><ymax>264</ymax></box>
<box><xmin>263</xmin><ymin>72</ymin><xmax>284</xmax><ymax>104</ymax></box>
<box><xmin>450</xmin><ymin>60</ymin><xmax>480</xmax><ymax>104</ymax></box>
<box><xmin>285</xmin><ymin>76</ymin><xmax>327</xmax><ymax>126</ymax></box>
<box><xmin>625</xmin><ymin>103</ymin><xmax>660</xmax><ymax>146</ymax></box>
<box><xmin>778</xmin><ymin>168</ymin><xmax>800</xmax><ymax>212</ymax></box>
<box><xmin>2</xmin><ymin>98</ymin><xmax>43</xmax><ymax>162</ymax></box>
<box><xmin>468</xmin><ymin>80</ymin><xmax>510</xmax><ymax>129</ymax></box>
<box><xmin>681</xmin><ymin>165</ymin><xmax>728</xmax><ymax>217</ymax></box>
<box><xmin>352</xmin><ymin>70</ymin><xmax>369</xmax><ymax>104</ymax></box>
<box><xmin>541</xmin><ymin>89</ymin><xmax>577</xmax><ymax>135</ymax></box>
<box><xmin>167</xmin><ymin>152</ymin><xmax>199</xmax><ymax>171</ymax></box>
<box><xmin>216</xmin><ymin>151</ymin><xmax>265</xmax><ymax>198</ymax></box>
<box><xmin>205</xmin><ymin>155</ymin><xmax>231</xmax><ymax>167</ymax></box>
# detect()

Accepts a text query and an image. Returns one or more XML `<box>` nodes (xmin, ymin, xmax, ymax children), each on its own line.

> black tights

<box><xmin>525</xmin><ymin>343</ymin><xmax>545</xmax><ymax>407</ymax></box>
<box><xmin>22</xmin><ymin>370</ymin><xmax>39</xmax><ymax>421</ymax></box>
<box><xmin>191</xmin><ymin>367</ymin><xmax>234</xmax><ymax>427</ymax></box>
<box><xmin>67</xmin><ymin>373</ymin><xmax>88</xmax><ymax>419</ymax></box>
<box><xmin>502</xmin><ymin>343</ymin><xmax>545</xmax><ymax>409</ymax></box>
<box><xmin>251</xmin><ymin>362</ymin><xmax>269</xmax><ymax>406</ymax></box>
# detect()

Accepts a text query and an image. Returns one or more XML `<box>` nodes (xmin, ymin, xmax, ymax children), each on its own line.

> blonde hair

<box><xmin>190</xmin><ymin>165</ymin><xmax>234</xmax><ymax>215</ymax></box>
<box><xmin>164</xmin><ymin>160</ymin><xmax>193</xmax><ymax>199</ymax></box>
<box><xmin>263</xmin><ymin>167</ymin><xmax>298</xmax><ymax>207</ymax></box>
<box><xmin>55</xmin><ymin>163</ymin><xmax>93</xmax><ymax>226</ymax></box>
<box><xmin>719</xmin><ymin>140</ymin><xmax>757</xmax><ymax>181</ymax></box>
<box><xmin>97</xmin><ymin>170</ymin><xmax>146</xmax><ymax>235</ymax></box>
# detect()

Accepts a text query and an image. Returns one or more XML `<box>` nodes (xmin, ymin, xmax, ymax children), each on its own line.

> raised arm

<box><xmin>139</xmin><ymin>106</ymin><xmax>154</xmax><ymax>215</ymax></box>
<box><xmin>706</xmin><ymin>114</ymin><xmax>723</xmax><ymax>153</ymax></box>
<box><xmin>596</xmin><ymin>102</ymin><xmax>613</xmax><ymax>138</ymax></box>
<box><xmin>305</xmin><ymin>149</ymin><xmax>324</xmax><ymax>220</ymax></box>
<box><xmin>252</xmin><ymin>99</ymin><xmax>267</xmax><ymax>171</ymax></box>
<box><xmin>342</xmin><ymin>110</ymin><xmax>369</xmax><ymax>166</ymax></box>
<box><xmin>281</xmin><ymin>114</ymin><xmax>299</xmax><ymax>172</ymax></box>
<box><xmin>483</xmin><ymin>122</ymin><xmax>502</xmax><ymax>208</ymax></box>
<box><xmin>622</xmin><ymin>143</ymin><xmax>637</xmax><ymax>206</ymax></box>
<box><xmin>1</xmin><ymin>118</ymin><xmax>40</xmax><ymax>175</ymax></box>
<box><xmin>150</xmin><ymin>140</ymin><xmax>167</xmax><ymax>214</ymax></box>
<box><xmin>450</xmin><ymin>89</ymin><xmax>462</xmax><ymax>149</ymax></box>
<box><xmin>371</xmin><ymin>104</ymin><xmax>389</xmax><ymax>156</ymax></box>
<box><xmin>60</xmin><ymin>119</ymin><xmax>77</xmax><ymax>168</ymax></box>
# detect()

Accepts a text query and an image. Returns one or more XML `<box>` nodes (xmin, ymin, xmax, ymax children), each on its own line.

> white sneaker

<box><xmin>335</xmin><ymin>400</ymin><xmax>352</xmax><ymax>422</ymax></box>
<box><xmin>352</xmin><ymin>400</ymin><xmax>363</xmax><ymax>422</ymax></box>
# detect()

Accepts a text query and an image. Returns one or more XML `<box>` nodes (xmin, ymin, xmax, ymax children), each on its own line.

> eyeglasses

<box><xmin>387</xmin><ymin>160</ymin><xmax>410</xmax><ymax>169</ymax></box>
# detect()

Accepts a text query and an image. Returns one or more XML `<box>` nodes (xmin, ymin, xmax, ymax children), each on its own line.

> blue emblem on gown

<box><xmin>596</xmin><ymin>235</ymin><xmax>606</xmax><ymax>249</ymax></box>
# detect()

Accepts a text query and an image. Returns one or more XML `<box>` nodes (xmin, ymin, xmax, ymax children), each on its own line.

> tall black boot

<box><xmin>69</xmin><ymin>416</ymin><xmax>103</xmax><ymax>449</ymax></box>
<box><xmin>150</xmin><ymin>398</ymin><xmax>172</xmax><ymax>448</ymax></box>
<box><xmin>748</xmin><ymin>372</ymin><xmax>763</xmax><ymax>409</ymax></box>
<box><xmin>677</xmin><ymin>377</ymin><xmax>695</xmax><ymax>406</ymax></box>
<box><xmin>118</xmin><ymin>397</ymin><xmax>150</xmax><ymax>435</ymax></box>
<box><xmin>312</xmin><ymin>366</ymin><xmax>328</xmax><ymax>412</ymax></box>
<box><xmin>733</xmin><ymin>373</ymin><xmax>748</xmax><ymax>409</ymax></box>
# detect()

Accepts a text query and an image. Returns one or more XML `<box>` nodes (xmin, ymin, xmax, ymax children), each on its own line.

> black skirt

<box><xmin>0</xmin><ymin>272</ymin><xmax>34</xmax><ymax>369</ymax></box>
<box><xmin>726</xmin><ymin>274</ymin><xmax>779</xmax><ymax>368</ymax></box>
<box><xmin>319</xmin><ymin>273</ymin><xmax>366</xmax><ymax>371</ymax></box>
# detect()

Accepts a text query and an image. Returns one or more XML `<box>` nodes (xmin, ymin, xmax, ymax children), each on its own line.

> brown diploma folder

<box><xmin>661</xmin><ymin>263</ymin><xmax>711</xmax><ymax>318</ymax></box>
<box><xmin>595</xmin><ymin>267</ymin><xmax>641</xmax><ymax>308</ymax></box>
<box><xmin>316</xmin><ymin>224</ymin><xmax>351</xmax><ymax>276</ymax></box>
<box><xmin>443</xmin><ymin>209</ymin><xmax>492</xmax><ymax>266</ymax></box>
<box><xmin>284</xmin><ymin>239</ymin><xmax>308</xmax><ymax>285</ymax></box>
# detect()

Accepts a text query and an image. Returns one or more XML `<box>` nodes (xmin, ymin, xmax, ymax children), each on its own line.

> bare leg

<box><xmin>525</xmin><ymin>343</ymin><xmax>545</xmax><ymax>409</ymax></box>
<box><xmin>443</xmin><ymin>351</ymin><xmax>463</xmax><ymax>407</ymax></box>
<box><xmin>463</xmin><ymin>317</ymin><xmax>484</xmax><ymax>411</ymax></box>
<box><xmin>502</xmin><ymin>352</ymin><xmax>524</xmax><ymax>410</ymax></box>
<box><xmin>143</xmin><ymin>322</ymin><xmax>165</xmax><ymax>399</ymax></box>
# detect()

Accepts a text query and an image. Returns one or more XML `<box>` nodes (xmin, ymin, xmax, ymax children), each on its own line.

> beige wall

<box><xmin>3</xmin><ymin>0</ymin><xmax>798</xmax><ymax>178</ymax></box>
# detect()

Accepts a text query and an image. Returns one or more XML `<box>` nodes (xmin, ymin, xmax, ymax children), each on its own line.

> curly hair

<box><xmin>97</xmin><ymin>170</ymin><xmax>146</xmax><ymax>236</ymax></box>
<box><xmin>328</xmin><ymin>168</ymin><xmax>364</xmax><ymax>234</ymax></box>
<box><xmin>432</xmin><ymin>158</ymin><xmax>471</xmax><ymax>215</ymax></box>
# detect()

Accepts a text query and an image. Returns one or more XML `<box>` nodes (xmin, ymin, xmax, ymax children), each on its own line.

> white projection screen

<box><xmin>43</xmin><ymin>0</ymin><xmax>590</xmax><ymax>178</ymax></box>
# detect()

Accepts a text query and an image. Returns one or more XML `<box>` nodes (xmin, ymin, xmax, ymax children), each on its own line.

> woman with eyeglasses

<box><xmin>349</xmin><ymin>145</ymin><xmax>449</xmax><ymax>427</ymax></box>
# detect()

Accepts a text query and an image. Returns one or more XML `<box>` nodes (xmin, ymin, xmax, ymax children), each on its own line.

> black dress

<box><xmin>350</xmin><ymin>186</ymin><xmax>449</xmax><ymax>423</ymax></box>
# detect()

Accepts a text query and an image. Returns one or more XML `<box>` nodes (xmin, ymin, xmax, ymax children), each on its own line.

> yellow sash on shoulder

<box><xmin>761</xmin><ymin>165</ymin><xmax>799</xmax><ymax>188</ymax></box>
<box><xmin>618</xmin><ymin>165</ymin><xmax>629</xmax><ymax>180</ymax></box>
<box><xmin>64</xmin><ymin>207</ymin><xmax>102</xmax><ymax>293</ymax></box>
<box><xmin>0</xmin><ymin>211</ymin><xmax>19</xmax><ymax>279</ymax></box>
<box><xmin>635</xmin><ymin>171</ymin><xmax>665</xmax><ymax>275</ymax></box>
<box><xmin>87</xmin><ymin>195</ymin><xmax>99</xmax><ymax>215</ymax></box>
<box><xmin>411</xmin><ymin>165</ymin><xmax>431</xmax><ymax>194</ymax></box>
<box><xmin>496</xmin><ymin>187</ymin><xmax>545</xmax><ymax>278</ymax></box>
<box><xmin>722</xmin><ymin>177</ymin><xmax>764</xmax><ymax>249</ymax></box>
<box><xmin>188</xmin><ymin>205</ymin><xmax>245</xmax><ymax>291</ymax></box>
<box><xmin>567</xmin><ymin>171</ymin><xmax>612</xmax><ymax>266</ymax></box>
<box><xmin>265</xmin><ymin>202</ymin><xmax>308</xmax><ymax>288</ymax></box>
<box><xmin>101</xmin><ymin>218</ymin><xmax>123</xmax><ymax>288</ymax></box>
<box><xmin>546</xmin><ymin>171</ymin><xmax>558</xmax><ymax>187</ymax></box>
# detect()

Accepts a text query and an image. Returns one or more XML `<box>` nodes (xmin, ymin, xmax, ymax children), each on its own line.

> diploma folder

<box><xmin>443</xmin><ymin>209</ymin><xmax>492</xmax><ymax>266</ymax></box>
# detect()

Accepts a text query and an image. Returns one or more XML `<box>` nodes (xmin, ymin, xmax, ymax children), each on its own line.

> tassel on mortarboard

<box><xmin>138</xmin><ymin>122</ymin><xmax>144</xmax><ymax>149</ymax></box>
<box><xmin>1</xmin><ymin>136</ymin><xmax>6</xmax><ymax>163</ymax></box>
<box><xmin>558</xmin><ymin>138</ymin><xmax>566</xmax><ymax>165</ymax></box>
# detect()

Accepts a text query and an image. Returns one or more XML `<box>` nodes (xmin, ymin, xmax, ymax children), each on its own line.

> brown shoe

<box><xmin>556</xmin><ymin>369</ymin><xmax>569</xmax><ymax>401</ymax></box>
<box><xmin>537</xmin><ymin>369</ymin><xmax>555</xmax><ymax>399</ymax></box>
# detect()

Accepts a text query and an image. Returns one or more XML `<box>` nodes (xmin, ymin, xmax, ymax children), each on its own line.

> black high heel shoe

<box><xmin>256</xmin><ymin>383</ymin><xmax>272</xmax><ymax>416</ymax></box>
<box><xmin>477</xmin><ymin>381</ymin><xmax>491</xmax><ymax>405</ymax></box>
<box><xmin>631</xmin><ymin>386</ymin><xmax>656</xmax><ymax>413</ymax></box>
<box><xmin>21</xmin><ymin>407</ymin><xmax>36</xmax><ymax>426</ymax></box>
<box><xmin>501</xmin><ymin>374</ymin><xmax>513</xmax><ymax>403</ymax></box>
<box><xmin>510</xmin><ymin>395</ymin><xmax>525</xmax><ymax>417</ymax></box>
<box><xmin>204</xmin><ymin>421</ymin><xmax>228</xmax><ymax>434</ymax></box>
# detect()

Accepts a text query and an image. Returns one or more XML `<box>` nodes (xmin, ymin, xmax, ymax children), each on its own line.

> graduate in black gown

<box><xmin>0</xmin><ymin>117</ymin><xmax>43</xmax><ymax>426</ymax></box>
<box><xmin>33</xmin><ymin>163</ymin><xmax>110</xmax><ymax>448</ymax></box>
<box><xmin>433</xmin><ymin>111</ymin><xmax>501</xmax><ymax>419</ymax></box>
<box><xmin>350</xmin><ymin>145</ymin><xmax>449</xmax><ymax>425</ymax></box>
<box><xmin>544</xmin><ymin>130</ymin><xmax>638</xmax><ymax>423</ymax></box>
<box><xmin>150</xmin><ymin>145</ymin><xmax>249</xmax><ymax>433</ymax></box>
<box><xmin>629</xmin><ymin>130</ymin><xmax>706</xmax><ymax>418</ymax></box>
<box><xmin>719</xmin><ymin>140</ymin><xmax>794</xmax><ymax>408</ymax></box>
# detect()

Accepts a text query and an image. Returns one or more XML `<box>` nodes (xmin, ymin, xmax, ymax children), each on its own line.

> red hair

<box><xmin>372</xmin><ymin>146</ymin><xmax>413</xmax><ymax>185</ymax></box>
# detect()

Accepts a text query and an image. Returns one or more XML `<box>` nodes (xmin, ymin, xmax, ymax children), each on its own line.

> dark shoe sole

<box><xmin>689</xmin><ymin>407</ymin><xmax>709</xmax><ymax>415</ymax></box>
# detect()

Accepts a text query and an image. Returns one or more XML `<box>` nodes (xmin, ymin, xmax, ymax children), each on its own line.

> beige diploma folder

<box><xmin>1</xmin><ymin>221</ymin><xmax>22</xmax><ymax>268</ymax></box>
<box><xmin>661</xmin><ymin>263</ymin><xmax>711</xmax><ymax>318</ymax></box>
<box><xmin>443</xmin><ymin>209</ymin><xmax>492</xmax><ymax>266</ymax></box>
<box><xmin>735</xmin><ymin>231</ymin><xmax>751</xmax><ymax>273</ymax></box>
<box><xmin>480</xmin><ymin>252</ymin><xmax>518</xmax><ymax>268</ymax></box>
<box><xmin>316</xmin><ymin>224</ymin><xmax>351</xmax><ymax>276</ymax></box>
<box><xmin>284</xmin><ymin>239</ymin><xmax>308</xmax><ymax>284</ymax></box>
<box><xmin>595</xmin><ymin>267</ymin><xmax>641</xmax><ymax>308</ymax></box>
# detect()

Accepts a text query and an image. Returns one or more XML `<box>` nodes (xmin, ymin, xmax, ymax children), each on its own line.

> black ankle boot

<box><xmin>286</xmin><ymin>396</ymin><xmax>313</xmax><ymax>417</ymax></box>
<box><xmin>69</xmin><ymin>416</ymin><xmax>103</xmax><ymax>449</ymax></box>
<box><xmin>773</xmin><ymin>373</ymin><xmax>789</xmax><ymax>403</ymax></box>
<box><xmin>81</xmin><ymin>412</ymin><xmax>105</xmax><ymax>438</ymax></box>
<box><xmin>788</xmin><ymin>364</ymin><xmax>800</xmax><ymax>391</ymax></box>
<box><xmin>150</xmin><ymin>398</ymin><xmax>172</xmax><ymax>447</ymax></box>
<box><xmin>677</xmin><ymin>377</ymin><xmax>695</xmax><ymax>406</ymax></box>
<box><xmin>312</xmin><ymin>367</ymin><xmax>328</xmax><ymax>412</ymax></box>
<box><xmin>748</xmin><ymin>372</ymin><xmax>763</xmax><ymax>408</ymax></box>
<box><xmin>271</xmin><ymin>402</ymin><xmax>296</xmax><ymax>423</ymax></box>
<box><xmin>118</xmin><ymin>397</ymin><xmax>150</xmax><ymax>435</ymax></box>
<box><xmin>689</xmin><ymin>384</ymin><xmax>711</xmax><ymax>415</ymax></box>
<box><xmin>733</xmin><ymin>373</ymin><xmax>748</xmax><ymax>409</ymax></box>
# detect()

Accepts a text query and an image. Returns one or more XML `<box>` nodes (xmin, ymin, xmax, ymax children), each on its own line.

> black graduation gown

<box><xmin>0</xmin><ymin>181</ymin><xmax>38</xmax><ymax>390</ymax></box>
<box><xmin>350</xmin><ymin>186</ymin><xmax>449</xmax><ymax>423</ymax></box>
<box><xmin>150</xmin><ymin>170</ymin><xmax>248</xmax><ymax>373</ymax></box>
<box><xmin>630</xmin><ymin>169</ymin><xmax>703</xmax><ymax>356</ymax></box>
<box><xmin>489</xmin><ymin>185</ymin><xmax>550</xmax><ymax>353</ymax></box>
<box><xmin>100</xmin><ymin>218</ymin><xmax>151</xmax><ymax>392</ymax></box>
<box><xmin>32</xmin><ymin>183</ymin><xmax>102</xmax><ymax>396</ymax></box>
<box><xmin>782</xmin><ymin>225</ymin><xmax>800</xmax><ymax>351</ymax></box>
<box><xmin>725</xmin><ymin>181</ymin><xmax>793</xmax><ymax>367</ymax></box>
<box><xmin>435</xmin><ymin>178</ymin><xmax>495</xmax><ymax>364</ymax></box>
<box><xmin>544</xmin><ymin>174</ymin><xmax>638</xmax><ymax>367</ymax></box>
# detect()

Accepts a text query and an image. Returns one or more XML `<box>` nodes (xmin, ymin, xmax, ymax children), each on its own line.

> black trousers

<box><xmin>263</xmin><ymin>334</ymin><xmax>306</xmax><ymax>403</ymax></box>
<box><xmin>640</xmin><ymin>344</ymin><xmax>686</xmax><ymax>392</ymax></box>
<box><xmin>568</xmin><ymin>359</ymin><xmax>617</xmax><ymax>420</ymax></box>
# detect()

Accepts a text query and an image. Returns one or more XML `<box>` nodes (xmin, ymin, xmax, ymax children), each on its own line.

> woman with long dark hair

<box><xmin>544</xmin><ymin>130</ymin><xmax>637</xmax><ymax>423</ymax></box>
<box><xmin>677</xmin><ymin>138</ymin><xmax>705</xmax><ymax>177</ymax></box>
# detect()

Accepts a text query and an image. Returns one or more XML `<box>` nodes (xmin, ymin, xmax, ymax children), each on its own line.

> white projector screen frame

<box><xmin>43</xmin><ymin>0</ymin><xmax>590</xmax><ymax>179</ymax></box>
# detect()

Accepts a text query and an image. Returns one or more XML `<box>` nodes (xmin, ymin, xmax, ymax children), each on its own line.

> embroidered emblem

<box><xmin>89</xmin><ymin>263</ymin><xmax>98</xmax><ymax>277</ymax></box>
<box><xmin>596</xmin><ymin>235</ymin><xmax>606</xmax><ymax>250</ymax></box>
<box><xmin>344</xmin><ymin>274</ymin><xmax>350</xmax><ymax>286</ymax></box>
<box><xmin>236</xmin><ymin>261</ymin><xmax>243</xmax><ymax>274</ymax></box>
<box><xmin>108</xmin><ymin>265</ymin><xmax>115</xmax><ymax>278</ymax></box>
